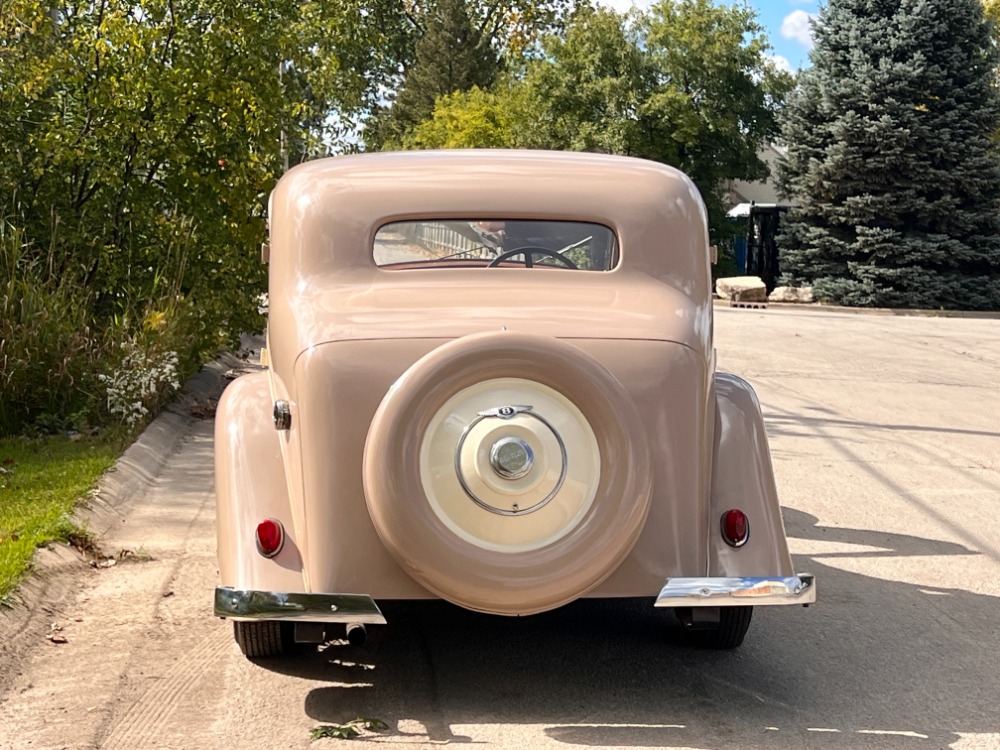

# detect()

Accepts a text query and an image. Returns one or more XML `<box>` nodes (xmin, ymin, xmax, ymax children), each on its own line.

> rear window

<box><xmin>374</xmin><ymin>220</ymin><xmax>618</xmax><ymax>271</ymax></box>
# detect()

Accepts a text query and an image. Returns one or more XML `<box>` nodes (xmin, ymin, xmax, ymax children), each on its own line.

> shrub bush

<box><xmin>0</xmin><ymin>218</ymin><xmax>222</xmax><ymax>436</ymax></box>
<box><xmin>0</xmin><ymin>220</ymin><xmax>104</xmax><ymax>435</ymax></box>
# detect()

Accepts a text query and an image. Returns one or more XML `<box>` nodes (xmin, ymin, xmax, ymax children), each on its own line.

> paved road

<box><xmin>1</xmin><ymin>308</ymin><xmax>998</xmax><ymax>749</ymax></box>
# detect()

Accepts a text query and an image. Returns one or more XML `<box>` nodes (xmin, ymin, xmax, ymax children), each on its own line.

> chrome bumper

<box><xmin>214</xmin><ymin>587</ymin><xmax>387</xmax><ymax>624</ymax></box>
<box><xmin>655</xmin><ymin>574</ymin><xmax>816</xmax><ymax>607</ymax></box>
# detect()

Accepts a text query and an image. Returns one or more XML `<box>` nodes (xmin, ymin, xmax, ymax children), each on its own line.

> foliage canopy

<box><xmin>367</xmin><ymin>0</ymin><xmax>502</xmax><ymax>149</ymax></box>
<box><xmin>0</xmin><ymin>0</ymin><xmax>407</xmax><ymax>433</ymax></box>
<box><xmin>400</xmin><ymin>1</ymin><xmax>793</xmax><ymax>233</ymax></box>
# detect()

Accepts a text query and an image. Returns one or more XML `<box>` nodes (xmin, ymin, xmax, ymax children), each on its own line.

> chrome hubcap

<box><xmin>453</xmin><ymin>405</ymin><xmax>568</xmax><ymax>516</ymax></box>
<box><xmin>490</xmin><ymin>437</ymin><xmax>535</xmax><ymax>480</ymax></box>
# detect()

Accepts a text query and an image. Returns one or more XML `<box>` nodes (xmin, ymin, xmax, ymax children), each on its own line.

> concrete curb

<box><xmin>713</xmin><ymin>297</ymin><xmax>1000</xmax><ymax>319</ymax></box>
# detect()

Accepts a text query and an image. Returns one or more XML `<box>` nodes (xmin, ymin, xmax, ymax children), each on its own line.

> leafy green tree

<box><xmin>778</xmin><ymin>0</ymin><xmax>1000</xmax><ymax>310</ymax></box>
<box><xmin>0</xmin><ymin>0</ymin><xmax>399</xmax><ymax>333</ymax></box>
<box><xmin>365</xmin><ymin>0</ymin><xmax>574</xmax><ymax>149</ymax></box>
<box><xmin>525</xmin><ymin>7</ymin><xmax>649</xmax><ymax>156</ymax></box>
<box><xmin>405</xmin><ymin>1</ymin><xmax>792</xmax><ymax>233</ymax></box>
<box><xmin>642</xmin><ymin>0</ymin><xmax>791</xmax><ymax>213</ymax></box>
<box><xmin>370</xmin><ymin>0</ymin><xmax>500</xmax><ymax>147</ymax></box>
<box><xmin>404</xmin><ymin>84</ymin><xmax>544</xmax><ymax>148</ymax></box>
<box><xmin>0</xmin><ymin>0</ymin><xmax>406</xmax><ymax>432</ymax></box>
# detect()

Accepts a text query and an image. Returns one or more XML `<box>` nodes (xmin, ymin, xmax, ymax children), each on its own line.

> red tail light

<box><xmin>721</xmin><ymin>509</ymin><xmax>749</xmax><ymax>548</ymax></box>
<box><xmin>256</xmin><ymin>518</ymin><xmax>284</xmax><ymax>557</ymax></box>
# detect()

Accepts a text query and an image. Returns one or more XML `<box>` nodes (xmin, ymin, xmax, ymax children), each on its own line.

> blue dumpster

<box><xmin>733</xmin><ymin>236</ymin><xmax>747</xmax><ymax>274</ymax></box>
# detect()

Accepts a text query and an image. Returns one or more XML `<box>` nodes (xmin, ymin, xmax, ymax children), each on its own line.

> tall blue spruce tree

<box><xmin>778</xmin><ymin>0</ymin><xmax>1000</xmax><ymax>310</ymax></box>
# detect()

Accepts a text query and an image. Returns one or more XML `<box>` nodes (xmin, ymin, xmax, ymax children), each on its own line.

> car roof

<box><xmin>270</xmin><ymin>150</ymin><xmax>710</xmax><ymax>282</ymax></box>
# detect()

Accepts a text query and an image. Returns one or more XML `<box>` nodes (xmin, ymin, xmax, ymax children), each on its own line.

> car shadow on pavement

<box><xmin>781</xmin><ymin>507</ymin><xmax>979</xmax><ymax>559</ymax></box>
<box><xmin>253</xmin><ymin>511</ymin><xmax>1000</xmax><ymax>748</ymax></box>
<box><xmin>766</xmin><ymin>413</ymin><xmax>1000</xmax><ymax>441</ymax></box>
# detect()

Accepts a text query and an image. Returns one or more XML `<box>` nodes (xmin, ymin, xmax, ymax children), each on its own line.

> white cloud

<box><xmin>765</xmin><ymin>53</ymin><xmax>794</xmax><ymax>74</ymax></box>
<box><xmin>781</xmin><ymin>9</ymin><xmax>816</xmax><ymax>49</ymax></box>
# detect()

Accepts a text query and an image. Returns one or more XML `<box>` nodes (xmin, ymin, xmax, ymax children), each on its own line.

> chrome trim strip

<box><xmin>654</xmin><ymin>574</ymin><xmax>816</xmax><ymax>607</ymax></box>
<box><xmin>214</xmin><ymin>588</ymin><xmax>387</xmax><ymax>624</ymax></box>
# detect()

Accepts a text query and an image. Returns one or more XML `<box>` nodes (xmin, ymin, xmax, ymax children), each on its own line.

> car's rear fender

<box><xmin>708</xmin><ymin>373</ymin><xmax>794</xmax><ymax>577</ymax></box>
<box><xmin>215</xmin><ymin>371</ymin><xmax>306</xmax><ymax>592</ymax></box>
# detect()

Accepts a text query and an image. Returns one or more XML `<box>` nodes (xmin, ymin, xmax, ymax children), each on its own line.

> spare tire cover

<box><xmin>363</xmin><ymin>331</ymin><xmax>652</xmax><ymax>615</ymax></box>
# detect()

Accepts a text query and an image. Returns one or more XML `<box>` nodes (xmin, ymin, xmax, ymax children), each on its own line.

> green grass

<box><xmin>0</xmin><ymin>435</ymin><xmax>117</xmax><ymax>601</ymax></box>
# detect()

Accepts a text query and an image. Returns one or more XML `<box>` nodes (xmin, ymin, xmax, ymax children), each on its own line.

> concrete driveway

<box><xmin>0</xmin><ymin>307</ymin><xmax>997</xmax><ymax>749</ymax></box>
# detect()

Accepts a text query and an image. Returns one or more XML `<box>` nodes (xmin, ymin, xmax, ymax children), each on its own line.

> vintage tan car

<box><xmin>214</xmin><ymin>150</ymin><xmax>815</xmax><ymax>657</ymax></box>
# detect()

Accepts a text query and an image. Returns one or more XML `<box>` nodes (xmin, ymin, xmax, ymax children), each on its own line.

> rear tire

<box><xmin>678</xmin><ymin>607</ymin><xmax>753</xmax><ymax>650</ymax></box>
<box><xmin>233</xmin><ymin>621</ymin><xmax>292</xmax><ymax>658</ymax></box>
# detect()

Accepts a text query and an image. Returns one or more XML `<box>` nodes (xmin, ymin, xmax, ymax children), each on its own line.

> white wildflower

<box><xmin>101</xmin><ymin>337</ymin><xmax>181</xmax><ymax>427</ymax></box>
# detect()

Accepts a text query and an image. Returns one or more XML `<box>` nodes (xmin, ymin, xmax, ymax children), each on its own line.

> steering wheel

<box><xmin>486</xmin><ymin>246</ymin><xmax>579</xmax><ymax>270</ymax></box>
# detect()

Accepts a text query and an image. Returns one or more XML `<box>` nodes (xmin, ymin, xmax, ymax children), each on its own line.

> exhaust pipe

<box><xmin>346</xmin><ymin>622</ymin><xmax>367</xmax><ymax>646</ymax></box>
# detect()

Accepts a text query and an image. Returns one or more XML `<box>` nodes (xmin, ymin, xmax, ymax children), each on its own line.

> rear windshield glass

<box><xmin>374</xmin><ymin>220</ymin><xmax>618</xmax><ymax>271</ymax></box>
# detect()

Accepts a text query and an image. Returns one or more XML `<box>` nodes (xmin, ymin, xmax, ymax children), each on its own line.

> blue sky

<box><xmin>747</xmin><ymin>0</ymin><xmax>818</xmax><ymax>71</ymax></box>
<box><xmin>598</xmin><ymin>0</ymin><xmax>819</xmax><ymax>71</ymax></box>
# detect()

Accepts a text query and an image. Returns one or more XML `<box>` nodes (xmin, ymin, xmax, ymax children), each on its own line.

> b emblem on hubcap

<box><xmin>480</xmin><ymin>404</ymin><xmax>533</xmax><ymax>420</ymax></box>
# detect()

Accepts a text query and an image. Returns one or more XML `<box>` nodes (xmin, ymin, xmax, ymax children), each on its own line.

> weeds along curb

<box><xmin>0</xmin><ymin>345</ymin><xmax>259</xmax><ymax>690</ymax></box>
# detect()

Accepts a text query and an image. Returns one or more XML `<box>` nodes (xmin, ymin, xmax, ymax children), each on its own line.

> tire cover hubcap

<box><xmin>422</xmin><ymin>378</ymin><xmax>600</xmax><ymax>553</ymax></box>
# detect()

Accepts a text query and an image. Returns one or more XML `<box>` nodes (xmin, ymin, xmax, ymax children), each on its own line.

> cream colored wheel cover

<box><xmin>421</xmin><ymin>378</ymin><xmax>600</xmax><ymax>553</ymax></box>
